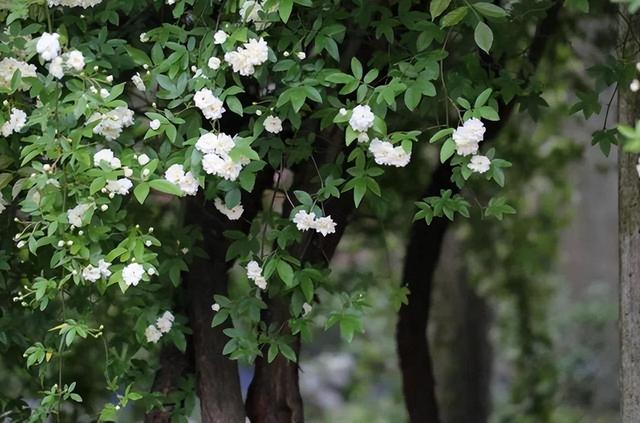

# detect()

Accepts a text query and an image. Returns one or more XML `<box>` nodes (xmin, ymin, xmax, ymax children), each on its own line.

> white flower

<box><xmin>349</xmin><ymin>105</ymin><xmax>375</xmax><ymax>132</ymax></box>
<box><xmin>66</xmin><ymin>50</ymin><xmax>85</xmax><ymax>71</ymax></box>
<box><xmin>49</xmin><ymin>56</ymin><xmax>64</xmax><ymax>79</ymax></box>
<box><xmin>452</xmin><ymin>118</ymin><xmax>486</xmax><ymax>156</ymax></box>
<box><xmin>239</xmin><ymin>0</ymin><xmax>263</xmax><ymax>23</ymax></box>
<box><xmin>97</xmin><ymin>259</ymin><xmax>112</xmax><ymax>277</ymax></box>
<box><xmin>36</xmin><ymin>32</ymin><xmax>61</xmax><ymax>61</ymax></box>
<box><xmin>214</xmin><ymin>198</ymin><xmax>244</xmax><ymax>220</ymax></box>
<box><xmin>167</xmin><ymin>0</ymin><xmax>176</xmax><ymax>4</ymax></box>
<box><xmin>105</xmin><ymin>178</ymin><xmax>133</xmax><ymax>195</ymax></box>
<box><xmin>164</xmin><ymin>164</ymin><xmax>199</xmax><ymax>195</ymax></box>
<box><xmin>0</xmin><ymin>193</ymin><xmax>6</xmax><ymax>214</ymax></box>
<box><xmin>90</xmin><ymin>107</ymin><xmax>135</xmax><ymax>141</ymax></box>
<box><xmin>82</xmin><ymin>265</ymin><xmax>101</xmax><ymax>282</ymax></box>
<box><xmin>468</xmin><ymin>155</ymin><xmax>491</xmax><ymax>174</ymax></box>
<box><xmin>131</xmin><ymin>73</ymin><xmax>146</xmax><ymax>91</ymax></box>
<box><xmin>202</xmin><ymin>153</ymin><xmax>243</xmax><ymax>181</ymax></box>
<box><xmin>368</xmin><ymin>138</ymin><xmax>411</xmax><ymax>167</ymax></box>
<box><xmin>149</xmin><ymin>119</ymin><xmax>161</xmax><ymax>130</ymax></box>
<box><xmin>224</xmin><ymin>38</ymin><xmax>269</xmax><ymax>76</ymax></box>
<box><xmin>357</xmin><ymin>132</ymin><xmax>369</xmax><ymax>144</ymax></box>
<box><xmin>140</xmin><ymin>33</ymin><xmax>149</xmax><ymax>42</ymax></box>
<box><xmin>339</xmin><ymin>108</ymin><xmax>348</xmax><ymax>116</ymax></box>
<box><xmin>632</xmin><ymin>79</ymin><xmax>640</xmax><ymax>93</ymax></box>
<box><xmin>297</xmin><ymin>52</ymin><xmax>306</xmax><ymax>60</ymax></box>
<box><xmin>122</xmin><ymin>263</ymin><xmax>145</xmax><ymax>286</ymax></box>
<box><xmin>263</xmin><ymin>115</ymin><xmax>283</xmax><ymax>134</ymax></box>
<box><xmin>0</xmin><ymin>58</ymin><xmax>37</xmax><ymax>90</ymax></box>
<box><xmin>194</xmin><ymin>88</ymin><xmax>225</xmax><ymax>120</ymax></box>
<box><xmin>100</xmin><ymin>88</ymin><xmax>109</xmax><ymax>98</ymax></box>
<box><xmin>179</xmin><ymin>171</ymin><xmax>199</xmax><ymax>195</ymax></box>
<box><xmin>292</xmin><ymin>210</ymin><xmax>316</xmax><ymax>231</ymax></box>
<box><xmin>246</xmin><ymin>260</ymin><xmax>263</xmax><ymax>280</ymax></box>
<box><xmin>138</xmin><ymin>154</ymin><xmax>150</xmax><ymax>166</ymax></box>
<box><xmin>156</xmin><ymin>311</ymin><xmax>174</xmax><ymax>333</ymax></box>
<box><xmin>211</xmin><ymin>303</ymin><xmax>221</xmax><ymax>312</ymax></box>
<box><xmin>93</xmin><ymin>148</ymin><xmax>121</xmax><ymax>169</ymax></box>
<box><xmin>213</xmin><ymin>30</ymin><xmax>228</xmax><ymax>44</ymax></box>
<box><xmin>313</xmin><ymin>216</ymin><xmax>337</xmax><ymax>236</ymax></box>
<box><xmin>123</xmin><ymin>167</ymin><xmax>133</xmax><ymax>177</ymax></box>
<box><xmin>67</xmin><ymin>203</ymin><xmax>92</xmax><ymax>228</ymax></box>
<box><xmin>254</xmin><ymin>276</ymin><xmax>267</xmax><ymax>290</ymax></box>
<box><xmin>302</xmin><ymin>302</ymin><xmax>312</xmax><ymax>316</ymax></box>
<box><xmin>195</xmin><ymin>132</ymin><xmax>235</xmax><ymax>155</ymax></box>
<box><xmin>208</xmin><ymin>57</ymin><xmax>221</xmax><ymax>70</ymax></box>
<box><xmin>1</xmin><ymin>108</ymin><xmax>27</xmax><ymax>137</ymax></box>
<box><xmin>145</xmin><ymin>325</ymin><xmax>162</xmax><ymax>343</ymax></box>
<box><xmin>47</xmin><ymin>0</ymin><xmax>103</xmax><ymax>7</ymax></box>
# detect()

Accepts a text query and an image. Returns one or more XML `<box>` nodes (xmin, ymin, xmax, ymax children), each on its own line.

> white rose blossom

<box><xmin>292</xmin><ymin>210</ymin><xmax>316</xmax><ymax>231</ymax></box>
<box><xmin>349</xmin><ymin>105</ymin><xmax>375</xmax><ymax>132</ymax></box>
<box><xmin>214</xmin><ymin>198</ymin><xmax>244</xmax><ymax>220</ymax></box>
<box><xmin>145</xmin><ymin>325</ymin><xmax>162</xmax><ymax>343</ymax></box>
<box><xmin>468</xmin><ymin>155</ymin><xmax>491</xmax><ymax>174</ymax></box>
<box><xmin>93</xmin><ymin>148</ymin><xmax>121</xmax><ymax>169</ymax></box>
<box><xmin>224</xmin><ymin>38</ymin><xmax>269</xmax><ymax>76</ymax></box>
<box><xmin>122</xmin><ymin>263</ymin><xmax>145</xmax><ymax>286</ymax></box>
<box><xmin>36</xmin><ymin>32</ymin><xmax>61</xmax><ymax>61</ymax></box>
<box><xmin>164</xmin><ymin>164</ymin><xmax>199</xmax><ymax>196</ymax></box>
<box><xmin>452</xmin><ymin>118</ymin><xmax>486</xmax><ymax>156</ymax></box>
<box><xmin>105</xmin><ymin>178</ymin><xmax>133</xmax><ymax>195</ymax></box>
<box><xmin>208</xmin><ymin>57</ymin><xmax>221</xmax><ymax>70</ymax></box>
<box><xmin>65</xmin><ymin>50</ymin><xmax>85</xmax><ymax>71</ymax></box>
<box><xmin>156</xmin><ymin>311</ymin><xmax>175</xmax><ymax>334</ymax></box>
<box><xmin>138</xmin><ymin>154</ymin><xmax>150</xmax><ymax>166</ymax></box>
<box><xmin>0</xmin><ymin>58</ymin><xmax>37</xmax><ymax>90</ymax></box>
<box><xmin>246</xmin><ymin>260</ymin><xmax>267</xmax><ymax>290</ymax></box>
<box><xmin>194</xmin><ymin>88</ymin><xmax>225</xmax><ymax>120</ymax></box>
<box><xmin>1</xmin><ymin>108</ymin><xmax>27</xmax><ymax>137</ymax></box>
<box><xmin>213</xmin><ymin>30</ymin><xmax>228</xmax><ymax>45</ymax></box>
<box><xmin>48</xmin><ymin>56</ymin><xmax>64</xmax><ymax>79</ymax></box>
<box><xmin>48</xmin><ymin>0</ymin><xmax>103</xmax><ymax>7</ymax></box>
<box><xmin>263</xmin><ymin>115</ymin><xmax>283</xmax><ymax>134</ymax></box>
<box><xmin>67</xmin><ymin>203</ymin><xmax>92</xmax><ymax>228</ymax></box>
<box><xmin>368</xmin><ymin>138</ymin><xmax>411</xmax><ymax>167</ymax></box>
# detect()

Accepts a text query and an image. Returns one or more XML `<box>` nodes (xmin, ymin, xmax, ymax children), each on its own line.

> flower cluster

<box><xmin>368</xmin><ymin>138</ymin><xmax>411</xmax><ymax>167</ymax></box>
<box><xmin>49</xmin><ymin>50</ymin><xmax>85</xmax><ymax>79</ymax></box>
<box><xmin>196</xmin><ymin>132</ymin><xmax>248</xmax><ymax>181</ymax></box>
<box><xmin>145</xmin><ymin>311</ymin><xmax>175</xmax><ymax>343</ymax></box>
<box><xmin>0</xmin><ymin>58</ymin><xmax>37</xmax><ymax>90</ymax></box>
<box><xmin>451</xmin><ymin>118</ymin><xmax>491</xmax><ymax>173</ymax></box>
<box><xmin>82</xmin><ymin>259</ymin><xmax>112</xmax><ymax>282</ymax></box>
<box><xmin>105</xmin><ymin>178</ymin><xmax>133</xmax><ymax>196</ymax></box>
<box><xmin>194</xmin><ymin>88</ymin><xmax>225</xmax><ymax>120</ymax></box>
<box><xmin>246</xmin><ymin>260</ymin><xmax>267</xmax><ymax>290</ymax></box>
<box><xmin>47</xmin><ymin>0</ymin><xmax>103</xmax><ymax>7</ymax></box>
<box><xmin>1</xmin><ymin>108</ymin><xmax>27</xmax><ymax>137</ymax></box>
<box><xmin>224</xmin><ymin>38</ymin><xmax>269</xmax><ymax>77</ymax></box>
<box><xmin>214</xmin><ymin>198</ymin><xmax>244</xmax><ymax>220</ymax></box>
<box><xmin>89</xmin><ymin>107</ymin><xmax>135</xmax><ymax>141</ymax></box>
<box><xmin>292</xmin><ymin>210</ymin><xmax>337</xmax><ymax>236</ymax></box>
<box><xmin>164</xmin><ymin>164</ymin><xmax>199</xmax><ymax>195</ymax></box>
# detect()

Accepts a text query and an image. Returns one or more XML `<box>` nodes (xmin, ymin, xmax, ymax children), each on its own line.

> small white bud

<box><xmin>631</xmin><ymin>79</ymin><xmax>640</xmax><ymax>93</ymax></box>
<box><xmin>145</xmin><ymin>240</ymin><xmax>152</xmax><ymax>247</ymax></box>
<box><xmin>66</xmin><ymin>240</ymin><xmax>73</xmax><ymax>246</ymax></box>
<box><xmin>283</xmin><ymin>51</ymin><xmax>290</xmax><ymax>57</ymax></box>
<box><xmin>149</xmin><ymin>227</ymin><xmax>154</xmax><ymax>233</ymax></box>
<box><xmin>16</xmin><ymin>240</ymin><xmax>26</xmax><ymax>248</ymax></box>
<box><xmin>78</xmin><ymin>230</ymin><xmax>84</xmax><ymax>236</ymax></box>
<box><xmin>256</xmin><ymin>110</ymin><xmax>263</xmax><ymax>116</ymax></box>
<box><xmin>147</xmin><ymin>267</ymin><xmax>156</xmax><ymax>275</ymax></box>
<box><xmin>57</xmin><ymin>240</ymin><xmax>65</xmax><ymax>247</ymax></box>
<box><xmin>106</xmin><ymin>75</ymin><xmax>113</xmax><ymax>83</ymax></box>
<box><xmin>100</xmin><ymin>204</ymin><xmax>108</xmax><ymax>211</ymax></box>
<box><xmin>211</xmin><ymin>303</ymin><xmax>221</xmax><ymax>312</ymax></box>
<box><xmin>108</xmin><ymin>192</ymin><xmax>115</xmax><ymax>199</ymax></box>
<box><xmin>143</xmin><ymin>64</ymin><xmax>149</xmax><ymax>70</ymax></box>
<box><xmin>93</xmin><ymin>66</ymin><xmax>99</xmax><ymax>71</ymax></box>
<box><xmin>123</xmin><ymin>167</ymin><xmax>133</xmax><ymax>177</ymax></box>
<box><xmin>142</xmin><ymin>169</ymin><xmax>150</xmax><ymax>177</ymax></box>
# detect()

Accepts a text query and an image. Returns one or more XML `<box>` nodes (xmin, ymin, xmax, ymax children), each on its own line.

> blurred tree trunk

<box><xmin>619</xmin><ymin>10</ymin><xmax>640</xmax><ymax>423</ymax></box>
<box><xmin>430</xmin><ymin>233</ymin><xmax>492</xmax><ymax>423</ymax></box>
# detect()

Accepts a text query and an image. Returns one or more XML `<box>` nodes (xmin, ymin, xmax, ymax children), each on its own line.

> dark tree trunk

<box><xmin>187</xmin><ymin>200</ymin><xmax>246</xmax><ymax>423</ymax></box>
<box><xmin>144</xmin><ymin>346</ymin><xmax>192</xmax><ymax>423</ymax></box>
<box><xmin>397</xmin><ymin>164</ymin><xmax>456</xmax><ymax>423</ymax></box>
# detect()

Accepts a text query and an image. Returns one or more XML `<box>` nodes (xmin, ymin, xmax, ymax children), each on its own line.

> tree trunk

<box><xmin>144</xmin><ymin>346</ymin><xmax>192</xmax><ymax>423</ymax></box>
<box><xmin>619</xmin><ymin>10</ymin><xmax>640</xmax><ymax>422</ymax></box>
<box><xmin>187</xmin><ymin>200</ymin><xmax>246</xmax><ymax>423</ymax></box>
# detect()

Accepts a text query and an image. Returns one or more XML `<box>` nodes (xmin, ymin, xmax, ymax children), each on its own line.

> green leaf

<box><xmin>277</xmin><ymin>260</ymin><xmax>295</xmax><ymax>287</ymax></box>
<box><xmin>440</xmin><ymin>6</ymin><xmax>468</xmax><ymax>27</ymax></box>
<box><xmin>440</xmin><ymin>138</ymin><xmax>456</xmax><ymax>163</ymax></box>
<box><xmin>474</xmin><ymin>22</ymin><xmax>493</xmax><ymax>53</ymax></box>
<box><xmin>473</xmin><ymin>2</ymin><xmax>508</xmax><ymax>18</ymax></box>
<box><xmin>134</xmin><ymin>183</ymin><xmax>150</xmax><ymax>204</ymax></box>
<box><xmin>474</xmin><ymin>88</ymin><xmax>493</xmax><ymax>108</ymax></box>
<box><xmin>430</xmin><ymin>0</ymin><xmax>451</xmax><ymax>19</ymax></box>
<box><xmin>226</xmin><ymin>96</ymin><xmax>243</xmax><ymax>116</ymax></box>
<box><xmin>149</xmin><ymin>179</ymin><xmax>183</xmax><ymax>196</ymax></box>
<box><xmin>279</xmin><ymin>0</ymin><xmax>294</xmax><ymax>23</ymax></box>
<box><xmin>351</xmin><ymin>57</ymin><xmax>363</xmax><ymax>80</ymax></box>
<box><xmin>430</xmin><ymin>128</ymin><xmax>454</xmax><ymax>143</ymax></box>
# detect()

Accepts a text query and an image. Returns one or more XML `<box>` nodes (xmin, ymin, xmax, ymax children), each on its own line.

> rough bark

<box><xmin>619</xmin><ymin>10</ymin><xmax>640</xmax><ymax>423</ymax></box>
<box><xmin>144</xmin><ymin>346</ymin><xmax>192</xmax><ymax>423</ymax></box>
<box><xmin>187</xmin><ymin>200</ymin><xmax>246</xmax><ymax>423</ymax></box>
